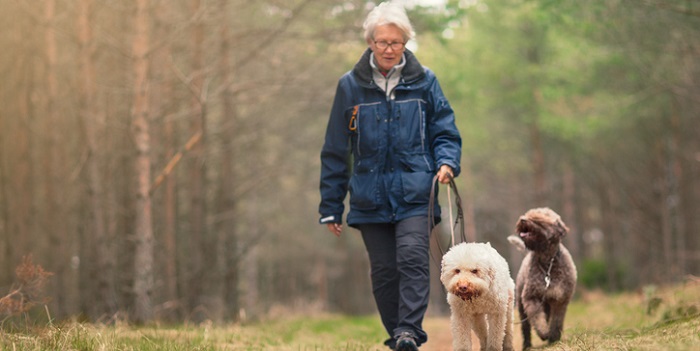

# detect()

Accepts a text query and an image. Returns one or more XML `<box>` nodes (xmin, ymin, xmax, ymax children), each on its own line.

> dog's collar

<box><xmin>539</xmin><ymin>249</ymin><xmax>560</xmax><ymax>289</ymax></box>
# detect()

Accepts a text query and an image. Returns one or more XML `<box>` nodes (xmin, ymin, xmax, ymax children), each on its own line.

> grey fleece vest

<box><xmin>370</xmin><ymin>54</ymin><xmax>406</xmax><ymax>100</ymax></box>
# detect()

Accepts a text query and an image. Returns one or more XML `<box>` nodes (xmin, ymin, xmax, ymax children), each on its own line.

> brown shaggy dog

<box><xmin>509</xmin><ymin>207</ymin><xmax>577</xmax><ymax>349</ymax></box>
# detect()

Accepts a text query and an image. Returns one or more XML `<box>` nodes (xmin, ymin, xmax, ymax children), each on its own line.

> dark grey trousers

<box><xmin>359</xmin><ymin>215</ymin><xmax>430</xmax><ymax>348</ymax></box>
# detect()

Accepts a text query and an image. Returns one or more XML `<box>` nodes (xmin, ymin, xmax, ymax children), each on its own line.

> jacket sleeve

<box><xmin>426</xmin><ymin>70</ymin><xmax>462</xmax><ymax>177</ymax></box>
<box><xmin>319</xmin><ymin>77</ymin><xmax>353</xmax><ymax>224</ymax></box>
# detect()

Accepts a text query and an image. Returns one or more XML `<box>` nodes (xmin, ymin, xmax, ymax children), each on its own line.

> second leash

<box><xmin>428</xmin><ymin>173</ymin><xmax>467</xmax><ymax>266</ymax></box>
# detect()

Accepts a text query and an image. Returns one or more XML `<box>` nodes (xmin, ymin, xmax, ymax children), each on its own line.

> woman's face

<box><xmin>369</xmin><ymin>24</ymin><xmax>406</xmax><ymax>72</ymax></box>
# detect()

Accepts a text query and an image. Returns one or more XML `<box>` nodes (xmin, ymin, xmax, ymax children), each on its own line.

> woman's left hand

<box><xmin>437</xmin><ymin>164</ymin><xmax>454</xmax><ymax>184</ymax></box>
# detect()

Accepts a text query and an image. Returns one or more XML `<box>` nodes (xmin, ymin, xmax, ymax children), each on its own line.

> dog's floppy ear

<box><xmin>440</xmin><ymin>257</ymin><xmax>450</xmax><ymax>277</ymax></box>
<box><xmin>439</xmin><ymin>258</ymin><xmax>456</xmax><ymax>285</ymax></box>
<box><xmin>487</xmin><ymin>266</ymin><xmax>496</xmax><ymax>289</ymax></box>
<box><xmin>555</xmin><ymin>218</ymin><xmax>569</xmax><ymax>237</ymax></box>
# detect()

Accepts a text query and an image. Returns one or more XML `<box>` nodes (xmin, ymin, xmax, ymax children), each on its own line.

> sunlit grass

<box><xmin>0</xmin><ymin>281</ymin><xmax>697</xmax><ymax>350</ymax></box>
<box><xmin>0</xmin><ymin>314</ymin><xmax>389</xmax><ymax>351</ymax></box>
<box><xmin>552</xmin><ymin>280</ymin><xmax>700</xmax><ymax>351</ymax></box>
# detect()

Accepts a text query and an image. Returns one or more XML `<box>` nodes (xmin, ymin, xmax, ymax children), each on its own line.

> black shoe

<box><xmin>395</xmin><ymin>332</ymin><xmax>418</xmax><ymax>351</ymax></box>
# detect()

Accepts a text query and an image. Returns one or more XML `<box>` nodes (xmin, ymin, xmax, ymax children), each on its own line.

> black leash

<box><xmin>428</xmin><ymin>174</ymin><xmax>467</xmax><ymax>268</ymax></box>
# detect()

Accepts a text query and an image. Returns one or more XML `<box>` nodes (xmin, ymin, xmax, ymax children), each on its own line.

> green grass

<box><xmin>543</xmin><ymin>280</ymin><xmax>700</xmax><ymax>351</ymax></box>
<box><xmin>0</xmin><ymin>281</ymin><xmax>697</xmax><ymax>350</ymax></box>
<box><xmin>0</xmin><ymin>315</ymin><xmax>389</xmax><ymax>351</ymax></box>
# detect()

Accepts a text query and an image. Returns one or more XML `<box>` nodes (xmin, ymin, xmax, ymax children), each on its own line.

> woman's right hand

<box><xmin>326</xmin><ymin>223</ymin><xmax>342</xmax><ymax>237</ymax></box>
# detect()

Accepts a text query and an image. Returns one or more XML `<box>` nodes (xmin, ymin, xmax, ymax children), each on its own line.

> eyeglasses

<box><xmin>374</xmin><ymin>40</ymin><xmax>405</xmax><ymax>51</ymax></box>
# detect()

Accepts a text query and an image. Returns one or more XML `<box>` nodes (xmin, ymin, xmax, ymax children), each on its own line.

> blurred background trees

<box><xmin>0</xmin><ymin>0</ymin><xmax>697</xmax><ymax>323</ymax></box>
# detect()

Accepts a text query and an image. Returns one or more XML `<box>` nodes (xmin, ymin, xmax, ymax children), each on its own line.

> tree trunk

<box><xmin>187</xmin><ymin>0</ymin><xmax>206</xmax><ymax>317</ymax></box>
<box><xmin>44</xmin><ymin>0</ymin><xmax>70</xmax><ymax>318</ymax></box>
<box><xmin>668</xmin><ymin>96</ymin><xmax>685</xmax><ymax>278</ymax></box>
<box><xmin>162</xmin><ymin>113</ymin><xmax>179</xmax><ymax>317</ymax></box>
<box><xmin>562</xmin><ymin>163</ymin><xmax>579</xmax><ymax>261</ymax></box>
<box><xmin>153</xmin><ymin>0</ymin><xmax>179</xmax><ymax>320</ymax></box>
<box><xmin>132</xmin><ymin>0</ymin><xmax>154</xmax><ymax>323</ymax></box>
<box><xmin>600</xmin><ymin>183</ymin><xmax>619</xmax><ymax>291</ymax></box>
<box><xmin>78</xmin><ymin>0</ymin><xmax>114</xmax><ymax>319</ymax></box>
<box><xmin>2</xmin><ymin>37</ymin><xmax>33</xmax><ymax>281</ymax></box>
<box><xmin>217</xmin><ymin>0</ymin><xmax>239</xmax><ymax>322</ymax></box>
<box><xmin>530</xmin><ymin>88</ymin><xmax>547</xmax><ymax>205</ymax></box>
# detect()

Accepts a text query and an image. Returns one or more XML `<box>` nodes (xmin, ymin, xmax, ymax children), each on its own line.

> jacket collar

<box><xmin>352</xmin><ymin>48</ymin><xmax>425</xmax><ymax>87</ymax></box>
<box><xmin>370</xmin><ymin>52</ymin><xmax>406</xmax><ymax>80</ymax></box>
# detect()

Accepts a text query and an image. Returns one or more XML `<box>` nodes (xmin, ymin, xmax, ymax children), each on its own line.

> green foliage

<box><xmin>644</xmin><ymin>285</ymin><xmax>664</xmax><ymax>315</ymax></box>
<box><xmin>408</xmin><ymin>2</ymin><xmax>466</xmax><ymax>43</ymax></box>
<box><xmin>578</xmin><ymin>258</ymin><xmax>607</xmax><ymax>289</ymax></box>
<box><xmin>578</xmin><ymin>258</ymin><xmax>627</xmax><ymax>291</ymax></box>
<box><xmin>660</xmin><ymin>304</ymin><xmax>700</xmax><ymax>323</ymax></box>
<box><xmin>420</xmin><ymin>0</ymin><xmax>697</xmax><ymax>150</ymax></box>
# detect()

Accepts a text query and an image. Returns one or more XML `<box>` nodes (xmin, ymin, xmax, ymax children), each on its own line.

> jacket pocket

<box><xmin>396</xmin><ymin>99</ymin><xmax>427</xmax><ymax>152</ymax></box>
<box><xmin>400</xmin><ymin>155</ymin><xmax>434</xmax><ymax>204</ymax></box>
<box><xmin>400</xmin><ymin>170</ymin><xmax>433</xmax><ymax>205</ymax></box>
<box><xmin>349</xmin><ymin>162</ymin><xmax>379</xmax><ymax>210</ymax></box>
<box><xmin>350</xmin><ymin>103</ymin><xmax>382</xmax><ymax>158</ymax></box>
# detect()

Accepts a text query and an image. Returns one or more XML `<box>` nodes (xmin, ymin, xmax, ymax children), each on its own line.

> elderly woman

<box><xmin>319</xmin><ymin>2</ymin><xmax>461</xmax><ymax>350</ymax></box>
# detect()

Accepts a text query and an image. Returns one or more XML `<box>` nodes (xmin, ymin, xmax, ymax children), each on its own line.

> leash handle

<box><xmin>447</xmin><ymin>181</ymin><xmax>455</xmax><ymax>247</ymax></box>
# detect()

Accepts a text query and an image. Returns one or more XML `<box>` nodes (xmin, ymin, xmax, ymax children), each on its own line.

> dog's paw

<box><xmin>507</xmin><ymin>235</ymin><xmax>526</xmax><ymax>252</ymax></box>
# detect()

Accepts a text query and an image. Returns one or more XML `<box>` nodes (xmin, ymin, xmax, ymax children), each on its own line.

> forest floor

<box><xmin>0</xmin><ymin>279</ymin><xmax>697</xmax><ymax>350</ymax></box>
<box><xmin>405</xmin><ymin>278</ymin><xmax>699</xmax><ymax>351</ymax></box>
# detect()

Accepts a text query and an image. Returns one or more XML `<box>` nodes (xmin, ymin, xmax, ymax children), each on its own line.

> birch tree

<box><xmin>131</xmin><ymin>0</ymin><xmax>154</xmax><ymax>322</ymax></box>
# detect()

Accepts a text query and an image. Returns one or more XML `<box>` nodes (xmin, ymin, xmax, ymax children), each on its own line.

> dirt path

<box><xmin>420</xmin><ymin>316</ymin><xmax>531</xmax><ymax>351</ymax></box>
<box><xmin>420</xmin><ymin>317</ymin><xmax>455</xmax><ymax>351</ymax></box>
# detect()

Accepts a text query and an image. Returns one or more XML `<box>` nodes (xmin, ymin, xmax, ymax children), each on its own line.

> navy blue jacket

<box><xmin>319</xmin><ymin>49</ymin><xmax>461</xmax><ymax>227</ymax></box>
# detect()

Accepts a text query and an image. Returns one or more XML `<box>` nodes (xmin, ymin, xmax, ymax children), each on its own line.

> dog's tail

<box><xmin>507</xmin><ymin>235</ymin><xmax>526</xmax><ymax>252</ymax></box>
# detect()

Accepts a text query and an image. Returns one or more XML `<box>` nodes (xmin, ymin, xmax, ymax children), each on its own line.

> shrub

<box><xmin>0</xmin><ymin>255</ymin><xmax>53</xmax><ymax>319</ymax></box>
<box><xmin>578</xmin><ymin>258</ymin><xmax>626</xmax><ymax>291</ymax></box>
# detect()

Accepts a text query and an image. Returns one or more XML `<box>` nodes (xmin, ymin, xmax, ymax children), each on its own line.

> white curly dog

<box><xmin>440</xmin><ymin>242</ymin><xmax>515</xmax><ymax>351</ymax></box>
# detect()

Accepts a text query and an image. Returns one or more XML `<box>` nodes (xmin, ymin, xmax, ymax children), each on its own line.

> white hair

<box><xmin>362</xmin><ymin>1</ymin><xmax>415</xmax><ymax>43</ymax></box>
